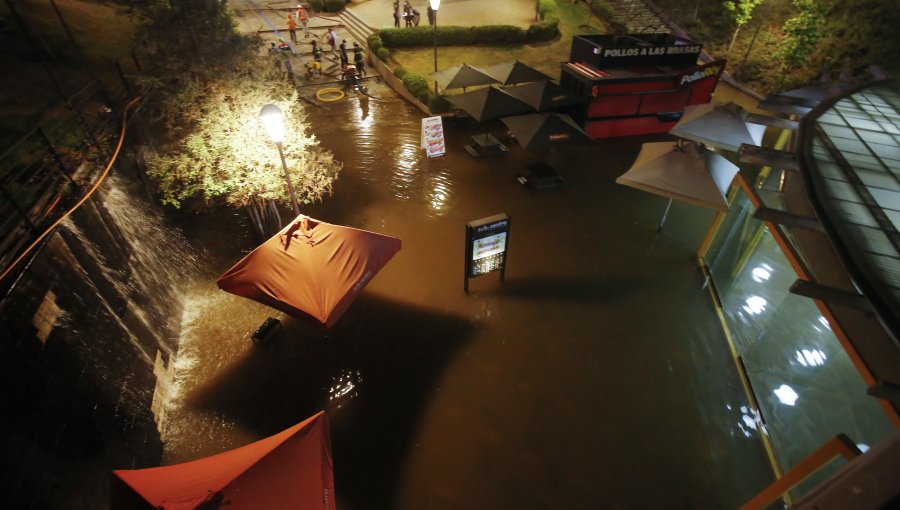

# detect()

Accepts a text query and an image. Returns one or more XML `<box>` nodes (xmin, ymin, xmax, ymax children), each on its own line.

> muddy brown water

<box><xmin>164</xmin><ymin>88</ymin><xmax>773</xmax><ymax>510</ymax></box>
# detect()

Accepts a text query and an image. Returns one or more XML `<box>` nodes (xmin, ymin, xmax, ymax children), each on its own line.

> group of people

<box><xmin>271</xmin><ymin>19</ymin><xmax>366</xmax><ymax>89</ymax></box>
<box><xmin>285</xmin><ymin>4</ymin><xmax>310</xmax><ymax>43</ymax></box>
<box><xmin>393</xmin><ymin>0</ymin><xmax>431</xmax><ymax>28</ymax></box>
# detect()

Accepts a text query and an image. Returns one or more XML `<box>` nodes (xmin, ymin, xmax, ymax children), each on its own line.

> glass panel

<box><xmin>701</xmin><ymin>186</ymin><xmax>894</xmax><ymax>500</ymax></box>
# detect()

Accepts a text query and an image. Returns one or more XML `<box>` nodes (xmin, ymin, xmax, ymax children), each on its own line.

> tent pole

<box><xmin>657</xmin><ymin>198</ymin><xmax>673</xmax><ymax>232</ymax></box>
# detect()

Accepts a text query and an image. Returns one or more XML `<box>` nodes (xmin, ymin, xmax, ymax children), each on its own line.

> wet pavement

<box><xmin>163</xmin><ymin>89</ymin><xmax>775</xmax><ymax>509</ymax></box>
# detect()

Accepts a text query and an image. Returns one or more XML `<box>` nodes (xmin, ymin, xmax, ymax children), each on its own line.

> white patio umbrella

<box><xmin>670</xmin><ymin>102</ymin><xmax>766</xmax><ymax>153</ymax></box>
<box><xmin>616</xmin><ymin>140</ymin><xmax>739</xmax><ymax>230</ymax></box>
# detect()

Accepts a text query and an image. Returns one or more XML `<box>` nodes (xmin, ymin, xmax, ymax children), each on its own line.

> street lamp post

<box><xmin>259</xmin><ymin>104</ymin><xmax>300</xmax><ymax>216</ymax></box>
<box><xmin>430</xmin><ymin>0</ymin><xmax>440</xmax><ymax>94</ymax></box>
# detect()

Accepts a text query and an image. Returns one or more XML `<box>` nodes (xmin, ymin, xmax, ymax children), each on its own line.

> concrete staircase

<box><xmin>338</xmin><ymin>9</ymin><xmax>378</xmax><ymax>49</ymax></box>
<box><xmin>602</xmin><ymin>0</ymin><xmax>669</xmax><ymax>33</ymax></box>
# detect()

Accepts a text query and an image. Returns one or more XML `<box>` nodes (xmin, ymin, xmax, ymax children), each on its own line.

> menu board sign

<box><xmin>465</xmin><ymin>213</ymin><xmax>510</xmax><ymax>288</ymax></box>
<box><xmin>421</xmin><ymin>116</ymin><xmax>446</xmax><ymax>158</ymax></box>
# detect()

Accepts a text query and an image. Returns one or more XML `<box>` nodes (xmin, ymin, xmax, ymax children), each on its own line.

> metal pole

<box><xmin>433</xmin><ymin>11</ymin><xmax>438</xmax><ymax>94</ymax></box>
<box><xmin>275</xmin><ymin>142</ymin><xmax>300</xmax><ymax>216</ymax></box>
<box><xmin>657</xmin><ymin>198</ymin><xmax>673</xmax><ymax>232</ymax></box>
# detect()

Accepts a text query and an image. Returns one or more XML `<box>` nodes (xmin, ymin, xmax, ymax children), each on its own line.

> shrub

<box><xmin>308</xmin><ymin>0</ymin><xmax>323</xmax><ymax>12</ymax></box>
<box><xmin>526</xmin><ymin>0</ymin><xmax>559</xmax><ymax>42</ymax></box>
<box><xmin>323</xmin><ymin>0</ymin><xmax>344</xmax><ymax>12</ymax></box>
<box><xmin>429</xmin><ymin>95</ymin><xmax>451</xmax><ymax>114</ymax></box>
<box><xmin>367</xmin><ymin>34</ymin><xmax>383</xmax><ymax>52</ymax></box>
<box><xmin>376</xmin><ymin>46</ymin><xmax>390</xmax><ymax>60</ymax></box>
<box><xmin>402</xmin><ymin>72</ymin><xmax>431</xmax><ymax>103</ymax></box>
<box><xmin>393</xmin><ymin>66</ymin><xmax>407</xmax><ymax>78</ymax></box>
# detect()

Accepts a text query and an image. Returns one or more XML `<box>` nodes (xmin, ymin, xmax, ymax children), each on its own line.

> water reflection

<box><xmin>426</xmin><ymin>170</ymin><xmax>452</xmax><ymax>215</ymax></box>
<box><xmin>751</xmin><ymin>264</ymin><xmax>772</xmax><ymax>282</ymax></box>
<box><xmin>390</xmin><ymin>141</ymin><xmax>420</xmax><ymax>201</ymax></box>
<box><xmin>774</xmin><ymin>384</ymin><xmax>799</xmax><ymax>406</ymax></box>
<box><xmin>328</xmin><ymin>369</ymin><xmax>362</xmax><ymax>407</ymax></box>
<box><xmin>743</xmin><ymin>295</ymin><xmax>767</xmax><ymax>315</ymax></box>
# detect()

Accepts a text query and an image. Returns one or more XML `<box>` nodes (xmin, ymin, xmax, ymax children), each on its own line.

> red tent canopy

<box><xmin>217</xmin><ymin>215</ymin><xmax>402</xmax><ymax>329</ymax></box>
<box><xmin>111</xmin><ymin>412</ymin><xmax>336</xmax><ymax>510</ymax></box>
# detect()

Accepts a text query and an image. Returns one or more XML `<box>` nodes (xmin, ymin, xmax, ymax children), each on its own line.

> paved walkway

<box><xmin>348</xmin><ymin>0</ymin><xmax>538</xmax><ymax>31</ymax></box>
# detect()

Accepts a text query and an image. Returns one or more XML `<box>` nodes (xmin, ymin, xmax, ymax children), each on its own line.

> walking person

<box><xmin>296</xmin><ymin>4</ymin><xmax>310</xmax><ymax>38</ymax></box>
<box><xmin>286</xmin><ymin>12</ymin><xmax>298</xmax><ymax>44</ymax></box>
<box><xmin>322</xmin><ymin>27</ymin><xmax>338</xmax><ymax>60</ymax></box>
<box><xmin>411</xmin><ymin>7</ymin><xmax>420</xmax><ymax>26</ymax></box>
<box><xmin>339</xmin><ymin>39</ymin><xmax>349</xmax><ymax>69</ymax></box>
<box><xmin>392</xmin><ymin>0</ymin><xmax>400</xmax><ymax>28</ymax></box>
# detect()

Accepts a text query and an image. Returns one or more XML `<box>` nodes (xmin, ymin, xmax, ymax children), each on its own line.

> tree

<box><xmin>133</xmin><ymin>0</ymin><xmax>340</xmax><ymax>239</ymax></box>
<box><xmin>778</xmin><ymin>0</ymin><xmax>826</xmax><ymax>69</ymax></box>
<box><xmin>146</xmin><ymin>63</ymin><xmax>341</xmax><ymax>238</ymax></box>
<box><xmin>723</xmin><ymin>0</ymin><xmax>765</xmax><ymax>52</ymax></box>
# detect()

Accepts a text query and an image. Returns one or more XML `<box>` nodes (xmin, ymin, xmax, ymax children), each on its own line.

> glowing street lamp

<box><xmin>259</xmin><ymin>104</ymin><xmax>300</xmax><ymax>216</ymax></box>
<box><xmin>430</xmin><ymin>0</ymin><xmax>440</xmax><ymax>94</ymax></box>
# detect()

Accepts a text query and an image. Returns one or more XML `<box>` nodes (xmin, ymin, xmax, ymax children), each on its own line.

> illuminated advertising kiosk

<box><xmin>560</xmin><ymin>33</ymin><xmax>725</xmax><ymax>139</ymax></box>
<box><xmin>465</xmin><ymin>214</ymin><xmax>509</xmax><ymax>292</ymax></box>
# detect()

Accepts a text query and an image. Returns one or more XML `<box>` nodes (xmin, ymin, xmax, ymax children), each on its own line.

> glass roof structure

<box><xmin>801</xmin><ymin>80</ymin><xmax>900</xmax><ymax>338</ymax></box>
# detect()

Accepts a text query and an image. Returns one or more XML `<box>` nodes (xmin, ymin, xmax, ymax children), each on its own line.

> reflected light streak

<box><xmin>818</xmin><ymin>316</ymin><xmax>831</xmax><ymax>329</ymax></box>
<box><xmin>795</xmin><ymin>348</ymin><xmax>827</xmax><ymax>367</ymax></box>
<box><xmin>390</xmin><ymin>143</ymin><xmax>419</xmax><ymax>201</ymax></box>
<box><xmin>427</xmin><ymin>172</ymin><xmax>452</xmax><ymax>214</ymax></box>
<box><xmin>774</xmin><ymin>384</ymin><xmax>799</xmax><ymax>406</ymax></box>
<box><xmin>751</xmin><ymin>264</ymin><xmax>772</xmax><ymax>282</ymax></box>
<box><xmin>737</xmin><ymin>405</ymin><xmax>762</xmax><ymax>437</ymax></box>
<box><xmin>743</xmin><ymin>295</ymin><xmax>767</xmax><ymax>315</ymax></box>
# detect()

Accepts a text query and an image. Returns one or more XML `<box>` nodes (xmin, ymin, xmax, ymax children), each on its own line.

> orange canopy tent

<box><xmin>111</xmin><ymin>411</ymin><xmax>336</xmax><ymax>510</ymax></box>
<box><xmin>217</xmin><ymin>215</ymin><xmax>402</xmax><ymax>329</ymax></box>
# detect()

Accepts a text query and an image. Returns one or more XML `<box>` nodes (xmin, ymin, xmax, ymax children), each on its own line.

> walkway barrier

<box><xmin>739</xmin><ymin>434</ymin><xmax>862</xmax><ymax>510</ymax></box>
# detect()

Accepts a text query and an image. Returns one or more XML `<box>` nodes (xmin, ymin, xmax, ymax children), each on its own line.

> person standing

<box><xmin>411</xmin><ymin>7</ymin><xmax>420</xmax><ymax>26</ymax></box>
<box><xmin>311</xmin><ymin>39</ymin><xmax>323</xmax><ymax>75</ymax></box>
<box><xmin>352</xmin><ymin>42</ymin><xmax>365</xmax><ymax>77</ymax></box>
<box><xmin>286</xmin><ymin>13</ymin><xmax>298</xmax><ymax>44</ymax></box>
<box><xmin>427</xmin><ymin>4</ymin><xmax>434</xmax><ymax>25</ymax></box>
<box><xmin>392</xmin><ymin>1</ymin><xmax>400</xmax><ymax>28</ymax></box>
<box><xmin>339</xmin><ymin>39</ymin><xmax>349</xmax><ymax>68</ymax></box>
<box><xmin>296</xmin><ymin>5</ymin><xmax>310</xmax><ymax>38</ymax></box>
<box><xmin>403</xmin><ymin>1</ymin><xmax>412</xmax><ymax>27</ymax></box>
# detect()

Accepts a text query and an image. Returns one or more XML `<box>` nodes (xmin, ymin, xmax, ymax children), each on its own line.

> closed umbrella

<box><xmin>482</xmin><ymin>61</ymin><xmax>551</xmax><ymax>85</ymax></box>
<box><xmin>616</xmin><ymin>140</ymin><xmax>739</xmax><ymax>230</ymax></box>
<box><xmin>501</xmin><ymin>80</ymin><xmax>585</xmax><ymax>112</ymax></box>
<box><xmin>217</xmin><ymin>215</ymin><xmax>401</xmax><ymax>329</ymax></box>
<box><xmin>670</xmin><ymin>102</ymin><xmax>766</xmax><ymax>153</ymax></box>
<box><xmin>432</xmin><ymin>63</ymin><xmax>498</xmax><ymax>91</ymax></box>
<box><xmin>501</xmin><ymin>113</ymin><xmax>592</xmax><ymax>151</ymax></box>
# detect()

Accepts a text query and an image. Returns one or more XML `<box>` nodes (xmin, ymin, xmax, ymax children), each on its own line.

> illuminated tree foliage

<box><xmin>146</xmin><ymin>64</ymin><xmax>340</xmax><ymax>211</ymax></box>
<box><xmin>723</xmin><ymin>0</ymin><xmax>765</xmax><ymax>51</ymax></box>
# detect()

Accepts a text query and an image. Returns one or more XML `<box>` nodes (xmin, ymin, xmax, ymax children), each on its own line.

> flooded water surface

<box><xmin>164</xmin><ymin>89</ymin><xmax>774</xmax><ymax>510</ymax></box>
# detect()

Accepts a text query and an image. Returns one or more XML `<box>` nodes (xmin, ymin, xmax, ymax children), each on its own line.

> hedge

<box><xmin>376</xmin><ymin>46</ymin><xmax>390</xmax><ymax>60</ymax></box>
<box><xmin>308</xmin><ymin>0</ymin><xmax>323</xmax><ymax>11</ymax></box>
<box><xmin>367</xmin><ymin>34</ymin><xmax>383</xmax><ymax>52</ymax></box>
<box><xmin>323</xmin><ymin>0</ymin><xmax>345</xmax><ymax>12</ymax></box>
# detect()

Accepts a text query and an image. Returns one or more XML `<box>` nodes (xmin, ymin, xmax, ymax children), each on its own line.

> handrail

<box><xmin>739</xmin><ymin>434</ymin><xmax>862</xmax><ymax>510</ymax></box>
<box><xmin>0</xmin><ymin>96</ymin><xmax>141</xmax><ymax>285</ymax></box>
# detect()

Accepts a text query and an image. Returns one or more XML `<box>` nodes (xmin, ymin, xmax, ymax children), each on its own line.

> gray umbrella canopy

<box><xmin>433</xmin><ymin>63</ymin><xmax>499</xmax><ymax>91</ymax></box>
<box><xmin>670</xmin><ymin>102</ymin><xmax>766</xmax><ymax>153</ymax></box>
<box><xmin>501</xmin><ymin>80</ymin><xmax>586</xmax><ymax>112</ymax></box>
<box><xmin>781</xmin><ymin>81</ymin><xmax>855</xmax><ymax>102</ymax></box>
<box><xmin>447</xmin><ymin>87</ymin><xmax>534</xmax><ymax>122</ymax></box>
<box><xmin>616</xmin><ymin>140</ymin><xmax>739</xmax><ymax>211</ymax></box>
<box><xmin>482</xmin><ymin>61</ymin><xmax>551</xmax><ymax>85</ymax></box>
<box><xmin>501</xmin><ymin>113</ymin><xmax>592</xmax><ymax>151</ymax></box>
